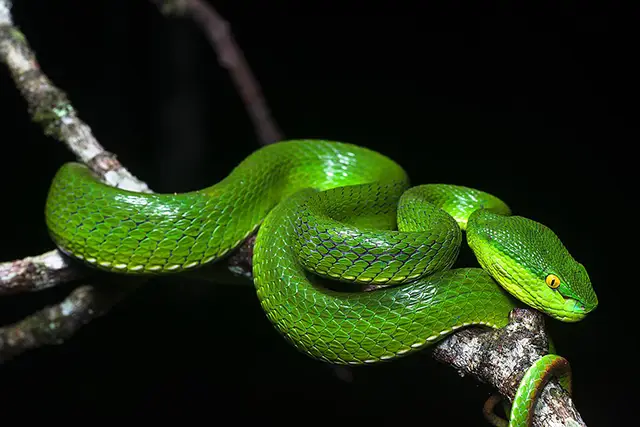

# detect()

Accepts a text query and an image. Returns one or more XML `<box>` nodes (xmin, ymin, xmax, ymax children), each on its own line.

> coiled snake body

<box><xmin>45</xmin><ymin>140</ymin><xmax>598</xmax><ymax>426</ymax></box>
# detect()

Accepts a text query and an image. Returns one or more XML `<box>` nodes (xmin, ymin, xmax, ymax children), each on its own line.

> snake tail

<box><xmin>509</xmin><ymin>354</ymin><xmax>572</xmax><ymax>426</ymax></box>
<box><xmin>484</xmin><ymin>354</ymin><xmax>572</xmax><ymax>427</ymax></box>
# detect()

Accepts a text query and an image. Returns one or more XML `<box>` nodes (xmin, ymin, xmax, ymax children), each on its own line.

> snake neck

<box><xmin>412</xmin><ymin>184</ymin><xmax>512</xmax><ymax>232</ymax></box>
<box><xmin>466</xmin><ymin>209</ymin><xmax>521</xmax><ymax>301</ymax></box>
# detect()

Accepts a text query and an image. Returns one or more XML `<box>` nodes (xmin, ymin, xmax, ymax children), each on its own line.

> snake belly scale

<box><xmin>44</xmin><ymin>139</ymin><xmax>598</xmax><ymax>426</ymax></box>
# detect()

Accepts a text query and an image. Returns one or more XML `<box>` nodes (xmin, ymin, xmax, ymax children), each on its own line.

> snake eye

<box><xmin>545</xmin><ymin>274</ymin><xmax>561</xmax><ymax>289</ymax></box>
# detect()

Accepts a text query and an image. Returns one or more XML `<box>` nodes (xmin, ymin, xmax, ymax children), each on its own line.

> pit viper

<box><xmin>44</xmin><ymin>139</ymin><xmax>598</xmax><ymax>426</ymax></box>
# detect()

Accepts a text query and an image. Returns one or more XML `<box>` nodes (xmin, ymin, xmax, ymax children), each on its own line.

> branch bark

<box><xmin>0</xmin><ymin>250</ymin><xmax>82</xmax><ymax>295</ymax></box>
<box><xmin>433</xmin><ymin>309</ymin><xmax>585</xmax><ymax>427</ymax></box>
<box><xmin>0</xmin><ymin>283</ymin><xmax>133</xmax><ymax>364</ymax></box>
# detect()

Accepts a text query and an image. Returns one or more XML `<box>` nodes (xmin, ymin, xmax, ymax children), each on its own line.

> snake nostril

<box><xmin>563</xmin><ymin>297</ymin><xmax>586</xmax><ymax>312</ymax></box>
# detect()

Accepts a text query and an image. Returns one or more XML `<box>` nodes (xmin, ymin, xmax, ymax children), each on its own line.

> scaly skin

<box><xmin>253</xmin><ymin>188</ymin><xmax>515</xmax><ymax>363</ymax></box>
<box><xmin>44</xmin><ymin>139</ymin><xmax>598</xmax><ymax>426</ymax></box>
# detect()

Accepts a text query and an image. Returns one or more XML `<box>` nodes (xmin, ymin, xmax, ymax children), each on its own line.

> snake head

<box><xmin>466</xmin><ymin>210</ymin><xmax>598</xmax><ymax>322</ymax></box>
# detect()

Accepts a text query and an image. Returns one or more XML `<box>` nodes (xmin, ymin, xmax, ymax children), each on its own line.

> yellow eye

<box><xmin>545</xmin><ymin>274</ymin><xmax>561</xmax><ymax>289</ymax></box>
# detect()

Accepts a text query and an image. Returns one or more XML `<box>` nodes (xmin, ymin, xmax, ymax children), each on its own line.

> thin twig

<box><xmin>152</xmin><ymin>0</ymin><xmax>283</xmax><ymax>145</ymax></box>
<box><xmin>0</xmin><ymin>283</ymin><xmax>133</xmax><ymax>364</ymax></box>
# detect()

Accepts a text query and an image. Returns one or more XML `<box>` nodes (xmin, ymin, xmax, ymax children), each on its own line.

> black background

<box><xmin>0</xmin><ymin>1</ymin><xmax>636</xmax><ymax>425</ymax></box>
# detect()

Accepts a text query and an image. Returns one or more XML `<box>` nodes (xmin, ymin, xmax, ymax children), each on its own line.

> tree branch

<box><xmin>0</xmin><ymin>282</ymin><xmax>133</xmax><ymax>363</ymax></box>
<box><xmin>152</xmin><ymin>0</ymin><xmax>283</xmax><ymax>145</ymax></box>
<box><xmin>433</xmin><ymin>309</ymin><xmax>585</xmax><ymax>427</ymax></box>
<box><xmin>0</xmin><ymin>250</ymin><xmax>82</xmax><ymax>295</ymax></box>
<box><xmin>0</xmin><ymin>12</ymin><xmax>150</xmax><ymax>191</ymax></box>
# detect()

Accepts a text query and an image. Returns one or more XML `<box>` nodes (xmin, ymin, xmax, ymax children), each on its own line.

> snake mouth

<box><xmin>546</xmin><ymin>296</ymin><xmax>595</xmax><ymax>323</ymax></box>
<box><xmin>565</xmin><ymin>297</ymin><xmax>585</xmax><ymax>311</ymax></box>
<box><xmin>563</xmin><ymin>295</ymin><xmax>596</xmax><ymax>316</ymax></box>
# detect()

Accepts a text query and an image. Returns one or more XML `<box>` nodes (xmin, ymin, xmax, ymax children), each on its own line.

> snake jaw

<box><xmin>556</xmin><ymin>294</ymin><xmax>597</xmax><ymax>322</ymax></box>
<box><xmin>478</xmin><ymin>257</ymin><xmax>592</xmax><ymax>322</ymax></box>
<box><xmin>473</xmin><ymin>253</ymin><xmax>596</xmax><ymax>322</ymax></box>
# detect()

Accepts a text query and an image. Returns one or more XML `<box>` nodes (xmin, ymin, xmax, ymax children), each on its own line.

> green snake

<box><xmin>44</xmin><ymin>139</ymin><xmax>598</xmax><ymax>426</ymax></box>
